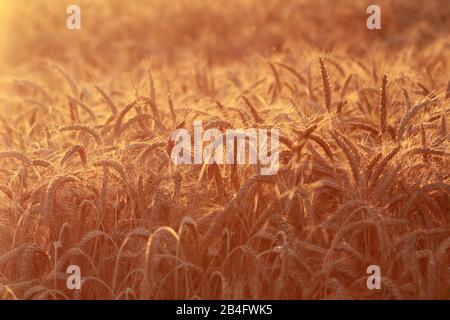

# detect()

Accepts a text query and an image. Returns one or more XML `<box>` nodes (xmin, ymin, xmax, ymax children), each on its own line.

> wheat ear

<box><xmin>379</xmin><ymin>74</ymin><xmax>388</xmax><ymax>144</ymax></box>
<box><xmin>319</xmin><ymin>58</ymin><xmax>332</xmax><ymax>113</ymax></box>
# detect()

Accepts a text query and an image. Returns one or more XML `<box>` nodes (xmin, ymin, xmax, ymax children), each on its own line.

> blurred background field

<box><xmin>1</xmin><ymin>0</ymin><xmax>449</xmax><ymax>68</ymax></box>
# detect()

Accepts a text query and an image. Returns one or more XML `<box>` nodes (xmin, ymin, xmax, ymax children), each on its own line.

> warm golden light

<box><xmin>0</xmin><ymin>1</ymin><xmax>12</xmax><ymax>65</ymax></box>
<box><xmin>0</xmin><ymin>0</ymin><xmax>449</xmax><ymax>301</ymax></box>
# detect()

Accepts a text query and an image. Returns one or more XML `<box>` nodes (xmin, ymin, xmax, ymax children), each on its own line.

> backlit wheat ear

<box><xmin>319</xmin><ymin>58</ymin><xmax>332</xmax><ymax>112</ymax></box>
<box><xmin>93</xmin><ymin>160</ymin><xmax>128</xmax><ymax>185</ymax></box>
<box><xmin>32</xmin><ymin>159</ymin><xmax>54</xmax><ymax>170</ymax></box>
<box><xmin>60</xmin><ymin>145</ymin><xmax>87</xmax><ymax>168</ymax></box>
<box><xmin>13</xmin><ymin>78</ymin><xmax>51</xmax><ymax>102</ymax></box>
<box><xmin>324</xmin><ymin>56</ymin><xmax>345</xmax><ymax>77</ymax></box>
<box><xmin>139</xmin><ymin>141</ymin><xmax>166</xmax><ymax>163</ymax></box>
<box><xmin>366</xmin><ymin>152</ymin><xmax>382</xmax><ymax>181</ymax></box>
<box><xmin>114</xmin><ymin>100</ymin><xmax>138</xmax><ymax>138</ymax></box>
<box><xmin>94</xmin><ymin>84</ymin><xmax>118</xmax><ymax>116</ymax></box>
<box><xmin>294</xmin><ymin>124</ymin><xmax>318</xmax><ymax>140</ymax></box>
<box><xmin>243</xmin><ymin>96</ymin><xmax>262</xmax><ymax>124</ymax></box>
<box><xmin>119</xmin><ymin>113</ymin><xmax>154</xmax><ymax>134</ymax></box>
<box><xmin>275</xmin><ymin>62</ymin><xmax>306</xmax><ymax>84</ymax></box>
<box><xmin>4</xmin><ymin>153</ymin><xmax>43</xmax><ymax>180</ymax></box>
<box><xmin>43</xmin><ymin>175</ymin><xmax>80</xmax><ymax>225</ymax></box>
<box><xmin>148</xmin><ymin>69</ymin><xmax>156</xmax><ymax>105</ymax></box>
<box><xmin>278</xmin><ymin>134</ymin><xmax>295</xmax><ymax>151</ymax></box>
<box><xmin>147</xmin><ymin>69</ymin><xmax>160</xmax><ymax>120</ymax></box>
<box><xmin>397</xmin><ymin>100</ymin><xmax>431</xmax><ymax>143</ymax></box>
<box><xmin>379</xmin><ymin>74</ymin><xmax>388</xmax><ymax>141</ymax></box>
<box><xmin>69</xmin><ymin>100</ymin><xmax>80</xmax><ymax>123</ymax></box>
<box><xmin>59</xmin><ymin>124</ymin><xmax>102</xmax><ymax>145</ymax></box>
<box><xmin>48</xmin><ymin>61</ymin><xmax>79</xmax><ymax>98</ymax></box>
<box><xmin>369</xmin><ymin>146</ymin><xmax>400</xmax><ymax>188</ymax></box>
<box><xmin>331</xmin><ymin>130</ymin><xmax>361</xmax><ymax>187</ymax></box>
<box><xmin>438</xmin><ymin>113</ymin><xmax>446</xmax><ymax>137</ymax></box>
<box><xmin>308</xmin><ymin>134</ymin><xmax>334</xmax><ymax>162</ymax></box>
<box><xmin>0</xmin><ymin>151</ymin><xmax>33</xmax><ymax>167</ymax></box>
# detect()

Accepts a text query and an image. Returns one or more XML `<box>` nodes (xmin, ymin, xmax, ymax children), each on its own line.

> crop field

<box><xmin>0</xmin><ymin>0</ymin><xmax>449</xmax><ymax>300</ymax></box>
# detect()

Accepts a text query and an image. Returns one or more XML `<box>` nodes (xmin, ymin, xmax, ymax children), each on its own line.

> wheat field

<box><xmin>0</xmin><ymin>0</ymin><xmax>449</xmax><ymax>300</ymax></box>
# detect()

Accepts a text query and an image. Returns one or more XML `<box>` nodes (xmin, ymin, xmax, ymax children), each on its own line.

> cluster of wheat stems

<box><xmin>0</xmin><ymin>0</ymin><xmax>449</xmax><ymax>300</ymax></box>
